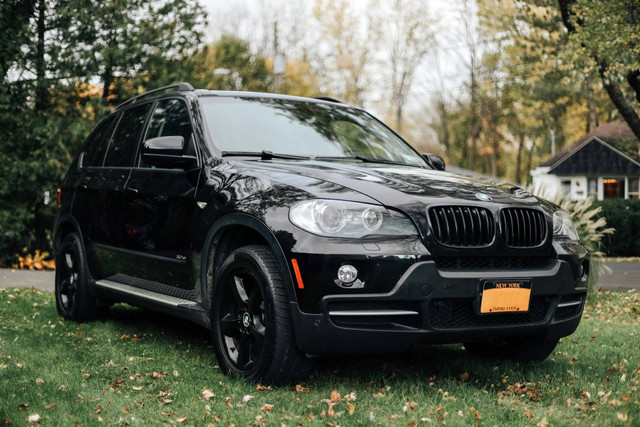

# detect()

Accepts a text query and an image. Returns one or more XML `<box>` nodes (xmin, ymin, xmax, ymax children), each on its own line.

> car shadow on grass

<box><xmin>103</xmin><ymin>303</ymin><xmax>572</xmax><ymax>390</ymax></box>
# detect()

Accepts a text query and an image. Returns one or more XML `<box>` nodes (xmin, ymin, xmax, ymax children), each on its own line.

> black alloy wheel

<box><xmin>57</xmin><ymin>245</ymin><xmax>79</xmax><ymax>313</ymax></box>
<box><xmin>211</xmin><ymin>245</ymin><xmax>313</xmax><ymax>384</ymax></box>
<box><xmin>54</xmin><ymin>233</ymin><xmax>104</xmax><ymax>321</ymax></box>
<box><xmin>218</xmin><ymin>268</ymin><xmax>267</xmax><ymax>372</ymax></box>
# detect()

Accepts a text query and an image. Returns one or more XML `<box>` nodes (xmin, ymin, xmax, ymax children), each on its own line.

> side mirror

<box><xmin>422</xmin><ymin>153</ymin><xmax>445</xmax><ymax>171</ymax></box>
<box><xmin>142</xmin><ymin>136</ymin><xmax>196</xmax><ymax>168</ymax></box>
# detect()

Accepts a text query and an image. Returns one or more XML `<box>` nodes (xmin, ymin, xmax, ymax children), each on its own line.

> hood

<box><xmin>223</xmin><ymin>159</ymin><xmax>554</xmax><ymax>257</ymax></box>
<box><xmin>230</xmin><ymin>159</ymin><xmax>540</xmax><ymax>209</ymax></box>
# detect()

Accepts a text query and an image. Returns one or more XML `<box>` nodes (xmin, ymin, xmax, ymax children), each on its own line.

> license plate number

<box><xmin>480</xmin><ymin>280</ymin><xmax>531</xmax><ymax>314</ymax></box>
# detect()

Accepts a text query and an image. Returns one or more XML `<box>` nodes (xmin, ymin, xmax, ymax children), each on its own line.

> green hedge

<box><xmin>593</xmin><ymin>199</ymin><xmax>640</xmax><ymax>257</ymax></box>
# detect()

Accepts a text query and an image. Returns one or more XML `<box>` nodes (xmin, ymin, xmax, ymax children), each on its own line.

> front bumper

<box><xmin>291</xmin><ymin>258</ymin><xmax>587</xmax><ymax>354</ymax></box>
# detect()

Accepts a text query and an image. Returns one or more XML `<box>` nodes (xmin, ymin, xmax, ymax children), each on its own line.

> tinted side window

<box><xmin>141</xmin><ymin>99</ymin><xmax>194</xmax><ymax>167</ymax></box>
<box><xmin>104</xmin><ymin>103</ymin><xmax>151</xmax><ymax>167</ymax></box>
<box><xmin>84</xmin><ymin>115</ymin><xmax>117</xmax><ymax>167</ymax></box>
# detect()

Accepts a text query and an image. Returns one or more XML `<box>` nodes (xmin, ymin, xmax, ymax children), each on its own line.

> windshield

<box><xmin>200</xmin><ymin>96</ymin><xmax>428</xmax><ymax>167</ymax></box>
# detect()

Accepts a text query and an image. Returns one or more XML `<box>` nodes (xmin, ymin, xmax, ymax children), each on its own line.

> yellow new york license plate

<box><xmin>480</xmin><ymin>280</ymin><xmax>531</xmax><ymax>314</ymax></box>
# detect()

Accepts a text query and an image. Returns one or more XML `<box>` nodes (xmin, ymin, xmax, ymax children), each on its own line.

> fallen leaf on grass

<box><xmin>152</xmin><ymin>372</ymin><xmax>167</xmax><ymax>379</ymax></box>
<box><xmin>348</xmin><ymin>402</ymin><xmax>355</xmax><ymax>415</ymax></box>
<box><xmin>132</xmin><ymin>386</ymin><xmax>143</xmax><ymax>391</ymax></box>
<box><xmin>524</xmin><ymin>408</ymin><xmax>534</xmax><ymax>418</ymax></box>
<box><xmin>295</xmin><ymin>384</ymin><xmax>309</xmax><ymax>392</ymax></box>
<box><xmin>256</xmin><ymin>384</ymin><xmax>266</xmax><ymax>392</ymax></box>
<box><xmin>201</xmin><ymin>389</ymin><xmax>215</xmax><ymax>400</ymax></box>
<box><xmin>242</xmin><ymin>395</ymin><xmax>253</xmax><ymax>403</ymax></box>
<box><xmin>260</xmin><ymin>404</ymin><xmax>274</xmax><ymax>412</ymax></box>
<box><xmin>44</xmin><ymin>403</ymin><xmax>57</xmax><ymax>410</ymax></box>
<box><xmin>172</xmin><ymin>370</ymin><xmax>179</xmax><ymax>377</ymax></box>
<box><xmin>469</xmin><ymin>407</ymin><xmax>481</xmax><ymax>419</ymax></box>
<box><xmin>27</xmin><ymin>414</ymin><xmax>40</xmax><ymax>424</ymax></box>
<box><xmin>459</xmin><ymin>372</ymin><xmax>470</xmax><ymax>381</ymax></box>
<box><xmin>18</xmin><ymin>404</ymin><xmax>29</xmax><ymax>410</ymax></box>
<box><xmin>35</xmin><ymin>378</ymin><xmax>43</xmax><ymax>385</ymax></box>
<box><xmin>225</xmin><ymin>397</ymin><xmax>232</xmax><ymax>407</ymax></box>
<box><xmin>176</xmin><ymin>417</ymin><xmax>187</xmax><ymax>423</ymax></box>
<box><xmin>330</xmin><ymin>390</ymin><xmax>341</xmax><ymax>403</ymax></box>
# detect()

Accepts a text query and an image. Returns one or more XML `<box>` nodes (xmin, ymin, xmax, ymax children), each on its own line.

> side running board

<box><xmin>93</xmin><ymin>279</ymin><xmax>210</xmax><ymax>329</ymax></box>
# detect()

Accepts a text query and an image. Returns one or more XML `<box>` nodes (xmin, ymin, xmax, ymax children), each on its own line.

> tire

<box><xmin>211</xmin><ymin>245</ymin><xmax>313</xmax><ymax>384</ymax></box>
<box><xmin>55</xmin><ymin>233</ymin><xmax>106</xmax><ymax>321</ymax></box>
<box><xmin>464</xmin><ymin>336</ymin><xmax>558</xmax><ymax>362</ymax></box>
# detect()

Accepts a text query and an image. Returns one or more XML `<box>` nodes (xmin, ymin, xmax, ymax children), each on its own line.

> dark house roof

<box><xmin>541</xmin><ymin>122</ymin><xmax>640</xmax><ymax>176</ymax></box>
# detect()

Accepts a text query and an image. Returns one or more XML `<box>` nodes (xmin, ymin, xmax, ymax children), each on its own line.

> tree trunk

<box><xmin>34</xmin><ymin>0</ymin><xmax>47</xmax><ymax>111</ymax></box>
<box><xmin>396</xmin><ymin>101</ymin><xmax>403</xmax><ymax>135</ymax></box>
<box><xmin>515</xmin><ymin>133</ymin><xmax>525</xmax><ymax>184</ymax></box>
<box><xmin>436</xmin><ymin>98</ymin><xmax>450</xmax><ymax>158</ymax></box>
<box><xmin>586</xmin><ymin>76</ymin><xmax>598</xmax><ymax>132</ymax></box>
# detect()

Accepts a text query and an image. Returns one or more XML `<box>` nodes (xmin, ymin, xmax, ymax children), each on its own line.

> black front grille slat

<box><xmin>500</xmin><ymin>208</ymin><xmax>547</xmax><ymax>248</ymax></box>
<box><xmin>429</xmin><ymin>206</ymin><xmax>494</xmax><ymax>247</ymax></box>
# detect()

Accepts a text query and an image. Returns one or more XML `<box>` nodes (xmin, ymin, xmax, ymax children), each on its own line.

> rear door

<box><xmin>118</xmin><ymin>98</ymin><xmax>201</xmax><ymax>291</ymax></box>
<box><xmin>75</xmin><ymin>102</ymin><xmax>153</xmax><ymax>279</ymax></box>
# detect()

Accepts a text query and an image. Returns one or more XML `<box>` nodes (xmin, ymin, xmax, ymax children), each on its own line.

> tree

<box><xmin>312</xmin><ymin>0</ymin><xmax>379</xmax><ymax>106</ymax></box>
<box><xmin>57</xmin><ymin>0</ymin><xmax>206</xmax><ymax>105</ymax></box>
<box><xmin>557</xmin><ymin>0</ymin><xmax>640</xmax><ymax>139</ymax></box>
<box><xmin>380</xmin><ymin>0</ymin><xmax>434</xmax><ymax>134</ymax></box>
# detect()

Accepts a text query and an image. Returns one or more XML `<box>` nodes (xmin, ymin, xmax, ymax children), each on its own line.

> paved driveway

<box><xmin>1</xmin><ymin>261</ymin><xmax>638</xmax><ymax>292</ymax></box>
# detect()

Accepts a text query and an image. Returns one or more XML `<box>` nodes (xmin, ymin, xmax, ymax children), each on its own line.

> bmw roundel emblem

<box><xmin>475</xmin><ymin>192</ymin><xmax>492</xmax><ymax>201</ymax></box>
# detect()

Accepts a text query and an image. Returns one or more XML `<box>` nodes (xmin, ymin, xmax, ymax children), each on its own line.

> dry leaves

<box><xmin>201</xmin><ymin>389</ymin><xmax>215</xmax><ymax>400</ymax></box>
<box><xmin>260</xmin><ymin>404</ymin><xmax>274</xmax><ymax>412</ymax></box>
<box><xmin>15</xmin><ymin>250</ymin><xmax>55</xmax><ymax>270</ymax></box>
<box><xmin>295</xmin><ymin>384</ymin><xmax>309</xmax><ymax>393</ymax></box>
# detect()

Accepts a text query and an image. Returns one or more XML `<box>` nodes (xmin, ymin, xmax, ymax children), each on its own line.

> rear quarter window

<box><xmin>104</xmin><ymin>103</ymin><xmax>152</xmax><ymax>167</ymax></box>
<box><xmin>83</xmin><ymin>115</ymin><xmax>117</xmax><ymax>167</ymax></box>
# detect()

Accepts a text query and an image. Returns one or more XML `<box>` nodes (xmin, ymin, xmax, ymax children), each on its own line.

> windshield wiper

<box><xmin>221</xmin><ymin>150</ymin><xmax>311</xmax><ymax>161</ymax></box>
<box><xmin>315</xmin><ymin>155</ymin><xmax>413</xmax><ymax>167</ymax></box>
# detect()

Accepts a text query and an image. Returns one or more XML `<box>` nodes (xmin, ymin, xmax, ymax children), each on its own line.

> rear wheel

<box><xmin>464</xmin><ymin>336</ymin><xmax>558</xmax><ymax>361</ymax></box>
<box><xmin>211</xmin><ymin>245</ymin><xmax>313</xmax><ymax>384</ymax></box>
<box><xmin>55</xmin><ymin>233</ymin><xmax>105</xmax><ymax>321</ymax></box>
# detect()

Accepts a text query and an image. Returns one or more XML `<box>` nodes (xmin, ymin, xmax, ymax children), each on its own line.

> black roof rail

<box><xmin>116</xmin><ymin>82</ymin><xmax>194</xmax><ymax>110</ymax></box>
<box><xmin>314</xmin><ymin>96</ymin><xmax>342</xmax><ymax>103</ymax></box>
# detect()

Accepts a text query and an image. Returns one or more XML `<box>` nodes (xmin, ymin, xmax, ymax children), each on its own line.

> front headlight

<box><xmin>289</xmin><ymin>199</ymin><xmax>418</xmax><ymax>238</ymax></box>
<box><xmin>552</xmin><ymin>209</ymin><xmax>579</xmax><ymax>240</ymax></box>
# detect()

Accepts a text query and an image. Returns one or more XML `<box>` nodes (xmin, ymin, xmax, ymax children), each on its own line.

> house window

<box><xmin>630</xmin><ymin>178</ymin><xmax>640</xmax><ymax>199</ymax></box>
<box><xmin>560</xmin><ymin>179</ymin><xmax>571</xmax><ymax>197</ymax></box>
<box><xmin>603</xmin><ymin>178</ymin><xmax>624</xmax><ymax>199</ymax></box>
<box><xmin>587</xmin><ymin>178</ymin><xmax>598</xmax><ymax>198</ymax></box>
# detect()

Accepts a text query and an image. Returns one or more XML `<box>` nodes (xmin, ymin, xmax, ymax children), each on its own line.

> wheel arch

<box><xmin>53</xmin><ymin>214</ymin><xmax>84</xmax><ymax>256</ymax></box>
<box><xmin>200</xmin><ymin>213</ymin><xmax>296</xmax><ymax>310</ymax></box>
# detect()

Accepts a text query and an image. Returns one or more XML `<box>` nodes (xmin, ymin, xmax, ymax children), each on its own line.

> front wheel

<box><xmin>211</xmin><ymin>245</ymin><xmax>313</xmax><ymax>384</ymax></box>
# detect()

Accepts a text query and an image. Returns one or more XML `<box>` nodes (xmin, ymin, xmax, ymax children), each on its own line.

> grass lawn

<box><xmin>0</xmin><ymin>288</ymin><xmax>638</xmax><ymax>426</ymax></box>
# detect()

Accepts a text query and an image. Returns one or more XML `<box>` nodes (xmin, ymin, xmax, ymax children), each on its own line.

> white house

<box><xmin>531</xmin><ymin>122</ymin><xmax>640</xmax><ymax>201</ymax></box>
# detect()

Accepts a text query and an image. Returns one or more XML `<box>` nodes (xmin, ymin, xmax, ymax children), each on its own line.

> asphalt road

<box><xmin>1</xmin><ymin>261</ymin><xmax>638</xmax><ymax>292</ymax></box>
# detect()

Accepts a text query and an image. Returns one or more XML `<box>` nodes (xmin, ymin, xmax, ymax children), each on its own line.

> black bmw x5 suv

<box><xmin>54</xmin><ymin>83</ymin><xmax>589</xmax><ymax>383</ymax></box>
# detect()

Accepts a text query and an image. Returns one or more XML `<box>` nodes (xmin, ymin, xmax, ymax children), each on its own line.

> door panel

<box><xmin>118</xmin><ymin>98</ymin><xmax>201</xmax><ymax>289</ymax></box>
<box><xmin>75</xmin><ymin>102</ymin><xmax>152</xmax><ymax>279</ymax></box>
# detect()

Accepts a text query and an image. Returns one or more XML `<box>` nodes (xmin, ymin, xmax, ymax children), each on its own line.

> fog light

<box><xmin>337</xmin><ymin>265</ymin><xmax>358</xmax><ymax>284</ymax></box>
